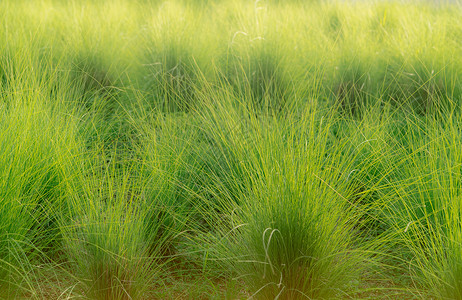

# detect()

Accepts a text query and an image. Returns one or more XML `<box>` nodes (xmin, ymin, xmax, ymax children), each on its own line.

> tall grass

<box><xmin>60</xmin><ymin>158</ymin><xmax>171</xmax><ymax>299</ymax></box>
<box><xmin>189</xmin><ymin>89</ymin><xmax>382</xmax><ymax>298</ymax></box>
<box><xmin>1</xmin><ymin>0</ymin><xmax>462</xmax><ymax>298</ymax></box>
<box><xmin>0</xmin><ymin>76</ymin><xmax>84</xmax><ymax>298</ymax></box>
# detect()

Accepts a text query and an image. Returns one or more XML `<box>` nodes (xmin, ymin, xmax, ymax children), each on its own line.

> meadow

<box><xmin>1</xmin><ymin>0</ymin><xmax>462</xmax><ymax>298</ymax></box>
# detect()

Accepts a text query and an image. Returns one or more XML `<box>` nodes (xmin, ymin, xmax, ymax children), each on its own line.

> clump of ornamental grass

<box><xmin>223</xmin><ymin>0</ymin><xmax>296</xmax><ymax>113</ymax></box>
<box><xmin>60</xmin><ymin>156</ymin><xmax>174</xmax><ymax>300</ymax></box>
<box><xmin>191</xmin><ymin>88</ymin><xmax>377</xmax><ymax>298</ymax></box>
<box><xmin>0</xmin><ymin>88</ymin><xmax>84</xmax><ymax>297</ymax></box>
<box><xmin>145</xmin><ymin>43</ymin><xmax>198</xmax><ymax>112</ymax></box>
<box><xmin>140</xmin><ymin>1</ymin><xmax>213</xmax><ymax>113</ymax></box>
<box><xmin>333</xmin><ymin>53</ymin><xmax>371</xmax><ymax>117</ymax></box>
<box><xmin>226</xmin><ymin>38</ymin><xmax>289</xmax><ymax>113</ymax></box>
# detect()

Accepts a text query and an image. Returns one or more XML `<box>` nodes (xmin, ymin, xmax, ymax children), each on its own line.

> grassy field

<box><xmin>1</xmin><ymin>0</ymin><xmax>462</xmax><ymax>298</ymax></box>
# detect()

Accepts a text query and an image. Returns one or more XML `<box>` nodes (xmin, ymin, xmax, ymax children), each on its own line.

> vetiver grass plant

<box><xmin>59</xmin><ymin>157</ymin><xmax>173</xmax><ymax>299</ymax></box>
<box><xmin>1</xmin><ymin>0</ymin><xmax>462</xmax><ymax>298</ymax></box>
<box><xmin>192</xmin><ymin>94</ymin><xmax>380</xmax><ymax>298</ymax></box>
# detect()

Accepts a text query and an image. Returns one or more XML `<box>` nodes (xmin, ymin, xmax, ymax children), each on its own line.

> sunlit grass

<box><xmin>1</xmin><ymin>0</ymin><xmax>462</xmax><ymax>298</ymax></box>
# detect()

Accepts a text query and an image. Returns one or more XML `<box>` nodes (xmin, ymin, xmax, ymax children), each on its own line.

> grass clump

<box><xmin>61</xmin><ymin>170</ymin><xmax>154</xmax><ymax>299</ymax></box>
<box><xmin>194</xmin><ymin>97</ymin><xmax>376</xmax><ymax>298</ymax></box>
<box><xmin>227</xmin><ymin>39</ymin><xmax>289</xmax><ymax>112</ymax></box>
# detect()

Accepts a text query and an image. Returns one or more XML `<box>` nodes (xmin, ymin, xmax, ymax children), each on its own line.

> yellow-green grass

<box><xmin>0</xmin><ymin>0</ymin><xmax>462</xmax><ymax>298</ymax></box>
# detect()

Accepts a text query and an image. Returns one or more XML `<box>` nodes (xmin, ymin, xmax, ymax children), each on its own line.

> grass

<box><xmin>1</xmin><ymin>0</ymin><xmax>462</xmax><ymax>298</ymax></box>
<box><xmin>195</xmin><ymin>104</ymin><xmax>375</xmax><ymax>299</ymax></box>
